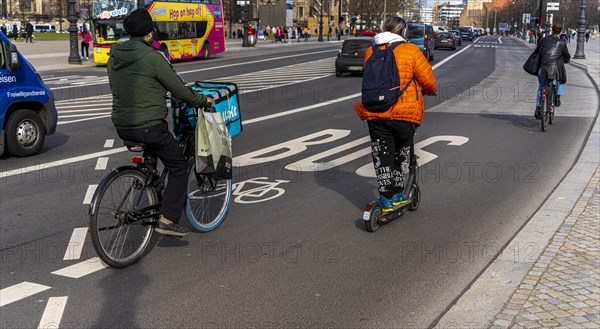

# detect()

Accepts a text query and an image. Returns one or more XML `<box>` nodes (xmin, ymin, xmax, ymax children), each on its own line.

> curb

<box><xmin>432</xmin><ymin>37</ymin><xmax>600</xmax><ymax>329</ymax></box>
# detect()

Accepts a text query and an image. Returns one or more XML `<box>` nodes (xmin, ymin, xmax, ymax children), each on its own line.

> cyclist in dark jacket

<box><xmin>532</xmin><ymin>24</ymin><xmax>570</xmax><ymax>118</ymax></box>
<box><xmin>108</xmin><ymin>9</ymin><xmax>212</xmax><ymax>237</ymax></box>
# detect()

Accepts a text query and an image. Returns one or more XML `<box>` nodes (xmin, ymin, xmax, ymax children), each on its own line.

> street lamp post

<box><xmin>337</xmin><ymin>0</ymin><xmax>341</xmax><ymax>40</ymax></box>
<box><xmin>318</xmin><ymin>1</ymin><xmax>323</xmax><ymax>42</ymax></box>
<box><xmin>67</xmin><ymin>0</ymin><xmax>81</xmax><ymax>64</ymax></box>
<box><xmin>241</xmin><ymin>0</ymin><xmax>251</xmax><ymax>47</ymax></box>
<box><xmin>573</xmin><ymin>0</ymin><xmax>586</xmax><ymax>59</ymax></box>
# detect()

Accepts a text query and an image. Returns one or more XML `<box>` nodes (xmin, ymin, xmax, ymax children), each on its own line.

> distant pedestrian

<box><xmin>1</xmin><ymin>24</ymin><xmax>7</xmax><ymax>36</ymax></box>
<box><xmin>79</xmin><ymin>26</ymin><xmax>92</xmax><ymax>59</ymax></box>
<box><xmin>12</xmin><ymin>24</ymin><xmax>18</xmax><ymax>41</ymax></box>
<box><xmin>585</xmin><ymin>30</ymin><xmax>590</xmax><ymax>42</ymax></box>
<box><xmin>25</xmin><ymin>23</ymin><xmax>34</xmax><ymax>43</ymax></box>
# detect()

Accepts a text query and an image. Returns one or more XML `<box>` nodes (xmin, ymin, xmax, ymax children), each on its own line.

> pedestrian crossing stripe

<box><xmin>55</xmin><ymin>58</ymin><xmax>336</xmax><ymax>124</ymax></box>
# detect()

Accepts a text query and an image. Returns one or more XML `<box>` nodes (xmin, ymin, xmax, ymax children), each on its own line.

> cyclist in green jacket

<box><xmin>108</xmin><ymin>9</ymin><xmax>213</xmax><ymax>237</ymax></box>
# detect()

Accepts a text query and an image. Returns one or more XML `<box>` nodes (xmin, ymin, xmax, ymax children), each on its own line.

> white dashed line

<box><xmin>51</xmin><ymin>257</ymin><xmax>109</xmax><ymax>279</ymax></box>
<box><xmin>63</xmin><ymin>228</ymin><xmax>89</xmax><ymax>261</ymax></box>
<box><xmin>95</xmin><ymin>157</ymin><xmax>109</xmax><ymax>170</ymax></box>
<box><xmin>0</xmin><ymin>282</ymin><xmax>52</xmax><ymax>307</ymax></box>
<box><xmin>103</xmin><ymin>139</ymin><xmax>115</xmax><ymax>148</ymax></box>
<box><xmin>82</xmin><ymin>185</ymin><xmax>97</xmax><ymax>205</ymax></box>
<box><xmin>37</xmin><ymin>296</ymin><xmax>68</xmax><ymax>329</ymax></box>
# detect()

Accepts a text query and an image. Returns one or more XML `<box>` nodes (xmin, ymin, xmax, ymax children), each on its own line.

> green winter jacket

<box><xmin>108</xmin><ymin>37</ymin><xmax>207</xmax><ymax>129</ymax></box>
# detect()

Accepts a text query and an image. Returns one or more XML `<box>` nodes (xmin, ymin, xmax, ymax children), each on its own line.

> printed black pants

<box><xmin>116</xmin><ymin>121</ymin><xmax>188</xmax><ymax>223</ymax></box>
<box><xmin>367</xmin><ymin>120</ymin><xmax>415</xmax><ymax>199</ymax></box>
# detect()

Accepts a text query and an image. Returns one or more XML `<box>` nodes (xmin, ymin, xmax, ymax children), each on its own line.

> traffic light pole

<box><xmin>337</xmin><ymin>0</ymin><xmax>341</xmax><ymax>41</ymax></box>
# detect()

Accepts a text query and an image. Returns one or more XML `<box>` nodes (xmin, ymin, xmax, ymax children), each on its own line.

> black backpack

<box><xmin>361</xmin><ymin>41</ymin><xmax>413</xmax><ymax>112</ymax></box>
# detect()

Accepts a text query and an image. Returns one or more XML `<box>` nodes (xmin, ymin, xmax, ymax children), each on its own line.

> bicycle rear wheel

<box><xmin>186</xmin><ymin>161</ymin><xmax>232</xmax><ymax>232</ymax></box>
<box><xmin>89</xmin><ymin>168</ymin><xmax>158</xmax><ymax>268</ymax></box>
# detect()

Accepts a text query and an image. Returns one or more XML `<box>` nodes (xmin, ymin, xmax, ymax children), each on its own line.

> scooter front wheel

<box><xmin>408</xmin><ymin>185</ymin><xmax>421</xmax><ymax>211</ymax></box>
<box><xmin>365</xmin><ymin>204</ymin><xmax>382</xmax><ymax>232</ymax></box>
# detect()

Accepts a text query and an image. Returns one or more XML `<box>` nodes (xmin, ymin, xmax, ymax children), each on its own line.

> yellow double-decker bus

<box><xmin>91</xmin><ymin>0</ymin><xmax>225</xmax><ymax>64</ymax></box>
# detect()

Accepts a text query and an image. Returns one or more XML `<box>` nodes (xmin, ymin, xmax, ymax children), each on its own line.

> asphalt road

<box><xmin>0</xmin><ymin>36</ymin><xmax>597</xmax><ymax>328</ymax></box>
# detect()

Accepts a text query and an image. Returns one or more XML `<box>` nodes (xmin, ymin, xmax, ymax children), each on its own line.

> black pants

<box><xmin>116</xmin><ymin>121</ymin><xmax>188</xmax><ymax>222</ymax></box>
<box><xmin>367</xmin><ymin>120</ymin><xmax>415</xmax><ymax>199</ymax></box>
<box><xmin>26</xmin><ymin>32</ymin><xmax>33</xmax><ymax>43</ymax></box>
<box><xmin>81</xmin><ymin>42</ymin><xmax>89</xmax><ymax>57</ymax></box>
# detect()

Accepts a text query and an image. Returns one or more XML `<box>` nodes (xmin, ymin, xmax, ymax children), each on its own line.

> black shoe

<box><xmin>554</xmin><ymin>95</ymin><xmax>561</xmax><ymax>107</ymax></box>
<box><xmin>156</xmin><ymin>217</ymin><xmax>189</xmax><ymax>237</ymax></box>
<box><xmin>534</xmin><ymin>106</ymin><xmax>541</xmax><ymax>119</ymax></box>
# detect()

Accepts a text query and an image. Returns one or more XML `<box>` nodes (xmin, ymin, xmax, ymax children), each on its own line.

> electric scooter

<box><xmin>363</xmin><ymin>142</ymin><xmax>421</xmax><ymax>232</ymax></box>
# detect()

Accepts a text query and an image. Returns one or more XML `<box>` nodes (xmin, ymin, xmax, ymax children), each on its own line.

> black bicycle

<box><xmin>539</xmin><ymin>80</ymin><xmax>557</xmax><ymax>131</ymax></box>
<box><xmin>88</xmin><ymin>98</ymin><xmax>233</xmax><ymax>268</ymax></box>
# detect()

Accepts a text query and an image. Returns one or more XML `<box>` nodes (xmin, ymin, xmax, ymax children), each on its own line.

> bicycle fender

<box><xmin>88</xmin><ymin>166</ymin><xmax>140</xmax><ymax>216</ymax></box>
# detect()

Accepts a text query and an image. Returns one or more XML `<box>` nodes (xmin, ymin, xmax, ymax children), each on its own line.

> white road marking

<box><xmin>0</xmin><ymin>147</ymin><xmax>127</xmax><ymax>179</ymax></box>
<box><xmin>83</xmin><ymin>185</ymin><xmax>97</xmax><ymax>204</ymax></box>
<box><xmin>95</xmin><ymin>157</ymin><xmax>109</xmax><ymax>170</ymax></box>
<box><xmin>63</xmin><ymin>228</ymin><xmax>89</xmax><ymax>260</ymax></box>
<box><xmin>37</xmin><ymin>296</ymin><xmax>68</xmax><ymax>329</ymax></box>
<box><xmin>103</xmin><ymin>139</ymin><xmax>115</xmax><ymax>148</ymax></box>
<box><xmin>498</xmin><ymin>37</ymin><xmax>503</xmax><ymax>43</ymax></box>
<box><xmin>57</xmin><ymin>115</ymin><xmax>112</xmax><ymax>125</ymax></box>
<box><xmin>0</xmin><ymin>282</ymin><xmax>52</xmax><ymax>307</ymax></box>
<box><xmin>51</xmin><ymin>257</ymin><xmax>109</xmax><ymax>279</ymax></box>
<box><xmin>431</xmin><ymin>45</ymin><xmax>472</xmax><ymax>70</ymax></box>
<box><xmin>179</xmin><ymin>49</ymin><xmax>337</xmax><ymax>74</ymax></box>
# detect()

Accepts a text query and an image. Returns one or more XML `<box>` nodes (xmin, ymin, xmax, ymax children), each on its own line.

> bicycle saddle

<box><xmin>123</xmin><ymin>140</ymin><xmax>148</xmax><ymax>152</ymax></box>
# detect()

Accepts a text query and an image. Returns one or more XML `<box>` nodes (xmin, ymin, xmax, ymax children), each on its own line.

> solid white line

<box><xmin>104</xmin><ymin>139</ymin><xmax>115</xmax><ymax>148</ymax></box>
<box><xmin>0</xmin><ymin>147</ymin><xmax>127</xmax><ymax>179</ymax></box>
<box><xmin>179</xmin><ymin>49</ymin><xmax>337</xmax><ymax>74</ymax></box>
<box><xmin>51</xmin><ymin>81</ymin><xmax>109</xmax><ymax>91</ymax></box>
<box><xmin>498</xmin><ymin>37</ymin><xmax>503</xmax><ymax>44</ymax></box>
<box><xmin>0</xmin><ymin>282</ymin><xmax>52</xmax><ymax>307</ymax></box>
<box><xmin>95</xmin><ymin>157</ymin><xmax>109</xmax><ymax>170</ymax></box>
<box><xmin>51</xmin><ymin>257</ymin><xmax>109</xmax><ymax>279</ymax></box>
<box><xmin>63</xmin><ymin>228</ymin><xmax>88</xmax><ymax>260</ymax></box>
<box><xmin>38</xmin><ymin>296</ymin><xmax>68</xmax><ymax>329</ymax></box>
<box><xmin>83</xmin><ymin>185</ymin><xmax>98</xmax><ymax>204</ymax></box>
<box><xmin>58</xmin><ymin>112</ymin><xmax>111</xmax><ymax>118</ymax></box>
<box><xmin>57</xmin><ymin>114</ymin><xmax>112</xmax><ymax>125</ymax></box>
<box><xmin>431</xmin><ymin>45</ymin><xmax>472</xmax><ymax>70</ymax></box>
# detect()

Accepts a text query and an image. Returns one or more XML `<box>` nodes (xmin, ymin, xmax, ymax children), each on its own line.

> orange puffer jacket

<box><xmin>354</xmin><ymin>42</ymin><xmax>437</xmax><ymax>125</ymax></box>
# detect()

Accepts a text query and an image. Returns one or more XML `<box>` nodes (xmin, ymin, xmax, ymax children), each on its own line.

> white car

<box><xmin>433</xmin><ymin>26</ymin><xmax>447</xmax><ymax>34</ymax></box>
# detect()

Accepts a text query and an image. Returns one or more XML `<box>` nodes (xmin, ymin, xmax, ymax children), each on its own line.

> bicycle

<box><xmin>88</xmin><ymin>98</ymin><xmax>233</xmax><ymax>268</ymax></box>
<box><xmin>539</xmin><ymin>79</ymin><xmax>557</xmax><ymax>132</ymax></box>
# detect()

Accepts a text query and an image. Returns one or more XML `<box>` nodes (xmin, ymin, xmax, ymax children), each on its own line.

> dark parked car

<box><xmin>434</xmin><ymin>32</ymin><xmax>456</xmax><ymax>50</ymax></box>
<box><xmin>459</xmin><ymin>26</ymin><xmax>474</xmax><ymax>41</ymax></box>
<box><xmin>407</xmin><ymin>23</ymin><xmax>435</xmax><ymax>61</ymax></box>
<box><xmin>335</xmin><ymin>37</ymin><xmax>373</xmax><ymax>77</ymax></box>
<box><xmin>448</xmin><ymin>29</ymin><xmax>462</xmax><ymax>46</ymax></box>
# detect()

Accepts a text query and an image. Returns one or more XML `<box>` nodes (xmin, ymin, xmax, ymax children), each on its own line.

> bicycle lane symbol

<box><xmin>232</xmin><ymin>176</ymin><xmax>291</xmax><ymax>204</ymax></box>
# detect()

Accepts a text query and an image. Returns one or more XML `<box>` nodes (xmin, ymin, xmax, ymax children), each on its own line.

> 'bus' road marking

<box><xmin>0</xmin><ymin>282</ymin><xmax>52</xmax><ymax>307</ymax></box>
<box><xmin>37</xmin><ymin>296</ymin><xmax>68</xmax><ymax>329</ymax></box>
<box><xmin>63</xmin><ymin>228</ymin><xmax>89</xmax><ymax>261</ymax></box>
<box><xmin>179</xmin><ymin>49</ymin><xmax>337</xmax><ymax>75</ymax></box>
<box><xmin>51</xmin><ymin>257</ymin><xmax>108</xmax><ymax>279</ymax></box>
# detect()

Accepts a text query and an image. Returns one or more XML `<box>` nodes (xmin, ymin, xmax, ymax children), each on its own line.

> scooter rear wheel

<box><xmin>408</xmin><ymin>185</ymin><xmax>421</xmax><ymax>211</ymax></box>
<box><xmin>366</xmin><ymin>204</ymin><xmax>382</xmax><ymax>232</ymax></box>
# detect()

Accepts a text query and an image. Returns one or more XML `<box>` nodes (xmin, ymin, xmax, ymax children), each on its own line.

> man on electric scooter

<box><xmin>355</xmin><ymin>16</ymin><xmax>437</xmax><ymax>213</ymax></box>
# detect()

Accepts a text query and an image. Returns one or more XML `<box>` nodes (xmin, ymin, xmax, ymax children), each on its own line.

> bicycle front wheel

<box><xmin>541</xmin><ymin>97</ymin><xmax>549</xmax><ymax>132</ymax></box>
<box><xmin>89</xmin><ymin>168</ymin><xmax>158</xmax><ymax>268</ymax></box>
<box><xmin>186</xmin><ymin>161</ymin><xmax>232</xmax><ymax>232</ymax></box>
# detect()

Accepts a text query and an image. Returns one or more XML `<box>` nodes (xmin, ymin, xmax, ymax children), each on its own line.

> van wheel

<box><xmin>202</xmin><ymin>43</ymin><xmax>210</xmax><ymax>59</ymax></box>
<box><xmin>159</xmin><ymin>44</ymin><xmax>169</xmax><ymax>59</ymax></box>
<box><xmin>6</xmin><ymin>109</ymin><xmax>46</xmax><ymax>157</ymax></box>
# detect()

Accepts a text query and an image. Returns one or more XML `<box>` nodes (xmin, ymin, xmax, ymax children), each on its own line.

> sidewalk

<box><xmin>435</xmin><ymin>36</ymin><xmax>599</xmax><ymax>329</ymax></box>
<box><xmin>14</xmin><ymin>37</ymin><xmax>345</xmax><ymax>73</ymax></box>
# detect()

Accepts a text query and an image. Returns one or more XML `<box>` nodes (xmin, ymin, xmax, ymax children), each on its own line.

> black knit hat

<box><xmin>124</xmin><ymin>9</ymin><xmax>153</xmax><ymax>37</ymax></box>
